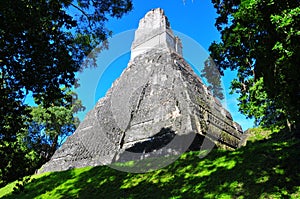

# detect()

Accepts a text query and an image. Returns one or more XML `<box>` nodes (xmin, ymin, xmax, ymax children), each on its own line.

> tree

<box><xmin>0</xmin><ymin>89</ymin><xmax>85</xmax><ymax>187</ymax></box>
<box><xmin>27</xmin><ymin>90</ymin><xmax>85</xmax><ymax>162</ymax></box>
<box><xmin>209</xmin><ymin>0</ymin><xmax>300</xmax><ymax>134</ymax></box>
<box><xmin>0</xmin><ymin>0</ymin><xmax>132</xmax><ymax>185</ymax></box>
<box><xmin>201</xmin><ymin>57</ymin><xmax>224</xmax><ymax>100</ymax></box>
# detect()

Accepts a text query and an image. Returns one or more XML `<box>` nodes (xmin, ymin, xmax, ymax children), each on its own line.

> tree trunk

<box><xmin>286</xmin><ymin>119</ymin><xmax>292</xmax><ymax>132</ymax></box>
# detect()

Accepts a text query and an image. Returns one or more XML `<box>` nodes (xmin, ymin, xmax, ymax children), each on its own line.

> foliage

<box><xmin>0</xmin><ymin>0</ymin><xmax>132</xmax><ymax>186</ymax></box>
<box><xmin>0</xmin><ymin>128</ymin><xmax>299</xmax><ymax>198</ymax></box>
<box><xmin>201</xmin><ymin>57</ymin><xmax>224</xmax><ymax>100</ymax></box>
<box><xmin>209</xmin><ymin>0</ymin><xmax>300</xmax><ymax>133</ymax></box>
<box><xmin>27</xmin><ymin>90</ymin><xmax>85</xmax><ymax>162</ymax></box>
<box><xmin>0</xmin><ymin>89</ymin><xmax>85</xmax><ymax>187</ymax></box>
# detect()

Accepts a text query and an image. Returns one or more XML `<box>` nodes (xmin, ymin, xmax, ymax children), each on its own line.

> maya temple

<box><xmin>39</xmin><ymin>8</ymin><xmax>244</xmax><ymax>173</ymax></box>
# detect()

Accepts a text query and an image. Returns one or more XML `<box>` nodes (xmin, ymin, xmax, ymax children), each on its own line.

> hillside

<box><xmin>1</xmin><ymin>128</ymin><xmax>299</xmax><ymax>198</ymax></box>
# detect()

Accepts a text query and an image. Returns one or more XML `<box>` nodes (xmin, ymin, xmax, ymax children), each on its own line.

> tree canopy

<box><xmin>209</xmin><ymin>0</ymin><xmax>300</xmax><ymax>133</ymax></box>
<box><xmin>201</xmin><ymin>57</ymin><xmax>224</xmax><ymax>100</ymax></box>
<box><xmin>0</xmin><ymin>0</ymin><xmax>132</xmax><ymax>185</ymax></box>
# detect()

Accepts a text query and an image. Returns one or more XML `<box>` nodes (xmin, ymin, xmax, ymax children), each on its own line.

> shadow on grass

<box><xmin>3</xmin><ymin>130</ymin><xmax>300</xmax><ymax>198</ymax></box>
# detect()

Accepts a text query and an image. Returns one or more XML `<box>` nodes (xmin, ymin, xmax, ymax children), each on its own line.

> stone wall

<box><xmin>131</xmin><ymin>8</ymin><xmax>182</xmax><ymax>60</ymax></box>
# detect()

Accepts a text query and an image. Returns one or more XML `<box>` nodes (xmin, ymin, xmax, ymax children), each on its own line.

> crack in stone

<box><xmin>119</xmin><ymin>81</ymin><xmax>150</xmax><ymax>149</ymax></box>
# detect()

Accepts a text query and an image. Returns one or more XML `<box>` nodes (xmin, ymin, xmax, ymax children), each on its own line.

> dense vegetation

<box><xmin>0</xmin><ymin>128</ymin><xmax>299</xmax><ymax>198</ymax></box>
<box><xmin>0</xmin><ymin>0</ymin><xmax>132</xmax><ymax>186</ymax></box>
<box><xmin>208</xmin><ymin>0</ymin><xmax>300</xmax><ymax>133</ymax></box>
<box><xmin>1</xmin><ymin>0</ymin><xmax>299</xmax><ymax>197</ymax></box>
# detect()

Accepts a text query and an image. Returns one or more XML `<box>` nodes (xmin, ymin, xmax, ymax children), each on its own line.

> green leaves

<box><xmin>0</xmin><ymin>0</ymin><xmax>132</xmax><ymax>185</ymax></box>
<box><xmin>210</xmin><ymin>0</ymin><xmax>300</xmax><ymax>131</ymax></box>
<box><xmin>201</xmin><ymin>57</ymin><xmax>224</xmax><ymax>100</ymax></box>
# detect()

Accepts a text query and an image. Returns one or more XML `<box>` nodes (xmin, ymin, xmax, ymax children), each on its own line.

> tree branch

<box><xmin>70</xmin><ymin>3</ymin><xmax>92</xmax><ymax>29</ymax></box>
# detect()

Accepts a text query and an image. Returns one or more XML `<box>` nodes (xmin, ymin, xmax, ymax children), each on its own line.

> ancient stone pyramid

<box><xmin>40</xmin><ymin>8</ymin><xmax>243</xmax><ymax>173</ymax></box>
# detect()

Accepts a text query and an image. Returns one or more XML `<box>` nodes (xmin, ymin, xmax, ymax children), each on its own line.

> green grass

<box><xmin>1</xmin><ymin>128</ymin><xmax>300</xmax><ymax>198</ymax></box>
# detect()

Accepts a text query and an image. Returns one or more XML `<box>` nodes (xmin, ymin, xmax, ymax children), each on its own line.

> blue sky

<box><xmin>75</xmin><ymin>0</ymin><xmax>254</xmax><ymax>130</ymax></box>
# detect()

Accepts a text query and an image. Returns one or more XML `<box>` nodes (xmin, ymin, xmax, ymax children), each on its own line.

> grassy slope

<box><xmin>1</xmin><ymin>128</ymin><xmax>300</xmax><ymax>199</ymax></box>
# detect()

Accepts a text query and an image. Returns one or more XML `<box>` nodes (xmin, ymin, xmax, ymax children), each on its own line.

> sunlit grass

<box><xmin>0</xmin><ymin>128</ymin><xmax>299</xmax><ymax>198</ymax></box>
